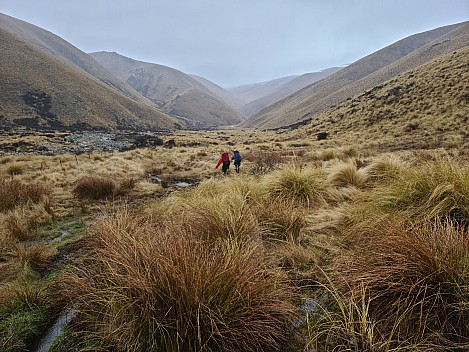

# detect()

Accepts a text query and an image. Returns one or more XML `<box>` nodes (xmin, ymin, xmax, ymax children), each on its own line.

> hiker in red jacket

<box><xmin>216</xmin><ymin>151</ymin><xmax>230</xmax><ymax>175</ymax></box>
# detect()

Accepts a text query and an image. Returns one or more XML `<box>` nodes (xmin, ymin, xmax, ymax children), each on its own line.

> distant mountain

<box><xmin>243</xmin><ymin>22</ymin><xmax>468</xmax><ymax>129</ymax></box>
<box><xmin>90</xmin><ymin>52</ymin><xmax>243</xmax><ymax>128</ymax></box>
<box><xmin>0</xmin><ymin>27</ymin><xmax>179</xmax><ymax>130</ymax></box>
<box><xmin>241</xmin><ymin>67</ymin><xmax>342</xmax><ymax>117</ymax></box>
<box><xmin>227</xmin><ymin>76</ymin><xmax>298</xmax><ymax>104</ymax></box>
<box><xmin>189</xmin><ymin>75</ymin><xmax>246</xmax><ymax>114</ymax></box>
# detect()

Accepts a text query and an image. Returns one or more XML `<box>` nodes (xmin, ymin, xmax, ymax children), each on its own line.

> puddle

<box><xmin>35</xmin><ymin>310</ymin><xmax>77</xmax><ymax>352</ymax></box>
<box><xmin>173</xmin><ymin>181</ymin><xmax>193</xmax><ymax>187</ymax></box>
<box><xmin>51</xmin><ymin>230</ymin><xmax>70</xmax><ymax>243</ymax></box>
<box><xmin>294</xmin><ymin>293</ymin><xmax>329</xmax><ymax>327</ymax></box>
<box><xmin>148</xmin><ymin>174</ymin><xmax>197</xmax><ymax>188</ymax></box>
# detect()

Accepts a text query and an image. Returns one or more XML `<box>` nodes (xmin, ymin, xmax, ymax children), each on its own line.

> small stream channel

<box><xmin>35</xmin><ymin>310</ymin><xmax>76</xmax><ymax>352</ymax></box>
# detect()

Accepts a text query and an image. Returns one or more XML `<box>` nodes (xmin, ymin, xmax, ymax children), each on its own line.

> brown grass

<box><xmin>0</xmin><ymin>178</ymin><xmax>48</xmax><ymax>212</ymax></box>
<box><xmin>65</xmin><ymin>208</ymin><xmax>298</xmax><ymax>352</ymax></box>
<box><xmin>72</xmin><ymin>176</ymin><xmax>116</xmax><ymax>200</ymax></box>
<box><xmin>334</xmin><ymin>218</ymin><xmax>469</xmax><ymax>347</ymax></box>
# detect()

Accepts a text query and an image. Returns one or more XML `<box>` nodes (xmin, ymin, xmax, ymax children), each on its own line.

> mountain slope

<box><xmin>90</xmin><ymin>52</ymin><xmax>243</xmax><ymax>128</ymax></box>
<box><xmin>291</xmin><ymin>46</ymin><xmax>469</xmax><ymax>150</ymax></box>
<box><xmin>189</xmin><ymin>75</ymin><xmax>246</xmax><ymax>113</ymax></box>
<box><xmin>227</xmin><ymin>76</ymin><xmax>298</xmax><ymax>104</ymax></box>
<box><xmin>0</xmin><ymin>13</ymin><xmax>157</xmax><ymax>108</ymax></box>
<box><xmin>0</xmin><ymin>28</ymin><xmax>179</xmax><ymax>130</ymax></box>
<box><xmin>241</xmin><ymin>67</ymin><xmax>342</xmax><ymax>117</ymax></box>
<box><xmin>243</xmin><ymin>22</ymin><xmax>467</xmax><ymax>129</ymax></box>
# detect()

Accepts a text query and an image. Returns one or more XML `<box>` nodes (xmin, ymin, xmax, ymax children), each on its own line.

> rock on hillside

<box><xmin>90</xmin><ymin>52</ymin><xmax>244</xmax><ymax>128</ymax></box>
<box><xmin>243</xmin><ymin>22</ymin><xmax>468</xmax><ymax>129</ymax></box>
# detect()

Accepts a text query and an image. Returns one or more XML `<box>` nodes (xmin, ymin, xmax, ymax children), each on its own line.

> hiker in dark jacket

<box><xmin>216</xmin><ymin>151</ymin><xmax>231</xmax><ymax>175</ymax></box>
<box><xmin>232</xmin><ymin>150</ymin><xmax>242</xmax><ymax>173</ymax></box>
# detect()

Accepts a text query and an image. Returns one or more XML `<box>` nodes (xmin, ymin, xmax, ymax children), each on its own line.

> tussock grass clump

<box><xmin>188</xmin><ymin>193</ymin><xmax>261</xmax><ymax>244</ymax></box>
<box><xmin>305</xmin><ymin>149</ymin><xmax>336</xmax><ymax>162</ymax></box>
<box><xmin>72</xmin><ymin>176</ymin><xmax>116</xmax><ymax>200</ymax></box>
<box><xmin>255</xmin><ymin>199</ymin><xmax>306</xmax><ymax>243</ymax></box>
<box><xmin>347</xmin><ymin>157</ymin><xmax>469</xmax><ymax>230</ymax></box>
<box><xmin>334</xmin><ymin>219</ymin><xmax>469</xmax><ymax>347</ymax></box>
<box><xmin>15</xmin><ymin>243</ymin><xmax>51</xmax><ymax>274</ymax></box>
<box><xmin>266</xmin><ymin>166</ymin><xmax>328</xmax><ymax>207</ymax></box>
<box><xmin>305</xmin><ymin>282</ymin><xmax>431</xmax><ymax>352</ymax></box>
<box><xmin>0</xmin><ymin>178</ymin><xmax>48</xmax><ymax>212</ymax></box>
<box><xmin>152</xmin><ymin>177</ymin><xmax>267</xmax><ymax>245</ymax></box>
<box><xmin>2</xmin><ymin>203</ymin><xmax>54</xmax><ymax>241</ymax></box>
<box><xmin>4</xmin><ymin>162</ymin><xmax>26</xmax><ymax>177</ymax></box>
<box><xmin>327</xmin><ymin>161</ymin><xmax>367</xmax><ymax>189</ymax></box>
<box><xmin>361</xmin><ymin>154</ymin><xmax>405</xmax><ymax>186</ymax></box>
<box><xmin>66</xmin><ymin>208</ymin><xmax>298</xmax><ymax>352</ymax></box>
<box><xmin>0</xmin><ymin>306</ymin><xmax>47</xmax><ymax>352</ymax></box>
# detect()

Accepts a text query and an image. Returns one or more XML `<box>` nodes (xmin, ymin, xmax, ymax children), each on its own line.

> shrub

<box><xmin>245</xmin><ymin>150</ymin><xmax>284</xmax><ymax>175</ymax></box>
<box><xmin>72</xmin><ymin>176</ymin><xmax>116</xmax><ymax>200</ymax></box>
<box><xmin>66</xmin><ymin>209</ymin><xmax>298</xmax><ymax>352</ymax></box>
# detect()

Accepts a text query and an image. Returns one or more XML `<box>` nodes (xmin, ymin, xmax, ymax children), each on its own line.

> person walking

<box><xmin>232</xmin><ymin>149</ymin><xmax>242</xmax><ymax>173</ymax></box>
<box><xmin>215</xmin><ymin>151</ymin><xmax>231</xmax><ymax>176</ymax></box>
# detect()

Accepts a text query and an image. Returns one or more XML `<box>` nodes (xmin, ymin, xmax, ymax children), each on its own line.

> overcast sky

<box><xmin>1</xmin><ymin>0</ymin><xmax>468</xmax><ymax>87</ymax></box>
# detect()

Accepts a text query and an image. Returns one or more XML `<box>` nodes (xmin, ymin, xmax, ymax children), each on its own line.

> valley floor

<box><xmin>1</xmin><ymin>127</ymin><xmax>469</xmax><ymax>351</ymax></box>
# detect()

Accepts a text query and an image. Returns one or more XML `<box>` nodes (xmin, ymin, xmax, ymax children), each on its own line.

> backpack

<box><xmin>233</xmin><ymin>150</ymin><xmax>241</xmax><ymax>161</ymax></box>
<box><xmin>221</xmin><ymin>152</ymin><xmax>230</xmax><ymax>162</ymax></box>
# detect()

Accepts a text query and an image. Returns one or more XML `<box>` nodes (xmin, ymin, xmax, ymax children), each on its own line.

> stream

<box><xmin>35</xmin><ymin>310</ymin><xmax>77</xmax><ymax>352</ymax></box>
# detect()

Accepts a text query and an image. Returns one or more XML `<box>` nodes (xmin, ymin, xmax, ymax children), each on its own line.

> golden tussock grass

<box><xmin>379</xmin><ymin>157</ymin><xmax>467</xmax><ymax>225</ymax></box>
<box><xmin>326</xmin><ymin>160</ymin><xmax>368</xmax><ymax>189</ymax></box>
<box><xmin>265</xmin><ymin>165</ymin><xmax>329</xmax><ymax>207</ymax></box>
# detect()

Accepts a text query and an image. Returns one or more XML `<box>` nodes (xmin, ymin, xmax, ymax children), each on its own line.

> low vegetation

<box><xmin>1</xmin><ymin>124</ymin><xmax>469</xmax><ymax>352</ymax></box>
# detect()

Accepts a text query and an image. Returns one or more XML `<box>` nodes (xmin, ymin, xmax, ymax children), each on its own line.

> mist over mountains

<box><xmin>0</xmin><ymin>12</ymin><xmax>468</xmax><ymax>133</ymax></box>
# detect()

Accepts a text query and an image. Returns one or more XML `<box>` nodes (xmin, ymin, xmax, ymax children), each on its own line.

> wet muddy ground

<box><xmin>0</xmin><ymin>129</ymin><xmax>173</xmax><ymax>156</ymax></box>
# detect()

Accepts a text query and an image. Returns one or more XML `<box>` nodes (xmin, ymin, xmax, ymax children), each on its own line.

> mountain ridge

<box><xmin>0</xmin><ymin>27</ymin><xmax>179</xmax><ymax>131</ymax></box>
<box><xmin>0</xmin><ymin>13</ymin><xmax>159</xmax><ymax>109</ymax></box>
<box><xmin>242</xmin><ymin>21</ymin><xmax>468</xmax><ymax>129</ymax></box>
<box><xmin>90</xmin><ymin>51</ymin><xmax>244</xmax><ymax>128</ymax></box>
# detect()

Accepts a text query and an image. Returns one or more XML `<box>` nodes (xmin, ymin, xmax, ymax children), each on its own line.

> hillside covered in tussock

<box><xmin>243</xmin><ymin>21</ymin><xmax>468</xmax><ymax>129</ymax></box>
<box><xmin>0</xmin><ymin>13</ymin><xmax>157</xmax><ymax>109</ymax></box>
<box><xmin>0</xmin><ymin>28</ymin><xmax>180</xmax><ymax>131</ymax></box>
<box><xmin>289</xmin><ymin>46</ymin><xmax>469</xmax><ymax>151</ymax></box>
<box><xmin>90</xmin><ymin>51</ymin><xmax>244</xmax><ymax>128</ymax></box>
